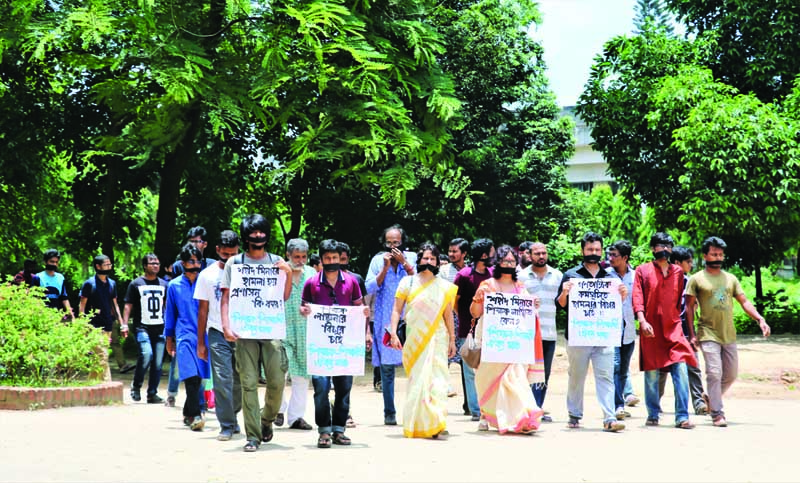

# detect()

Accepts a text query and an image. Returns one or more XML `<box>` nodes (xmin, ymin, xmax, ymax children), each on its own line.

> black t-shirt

<box><xmin>124</xmin><ymin>276</ymin><xmax>169</xmax><ymax>328</ymax></box>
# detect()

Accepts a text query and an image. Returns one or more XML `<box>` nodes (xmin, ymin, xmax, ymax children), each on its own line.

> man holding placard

<box><xmin>632</xmin><ymin>233</ymin><xmax>698</xmax><ymax>429</ymax></box>
<box><xmin>300</xmin><ymin>239</ymin><xmax>370</xmax><ymax>449</ymax></box>
<box><xmin>220</xmin><ymin>214</ymin><xmax>292</xmax><ymax>453</ymax></box>
<box><xmin>556</xmin><ymin>232</ymin><xmax>628</xmax><ymax>433</ymax></box>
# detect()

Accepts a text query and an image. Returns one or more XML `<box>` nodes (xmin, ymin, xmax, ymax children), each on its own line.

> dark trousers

<box><xmin>312</xmin><ymin>375</ymin><xmax>353</xmax><ymax>434</ymax></box>
<box><xmin>183</xmin><ymin>376</ymin><xmax>203</xmax><ymax>419</ymax></box>
<box><xmin>614</xmin><ymin>341</ymin><xmax>636</xmax><ymax>409</ymax></box>
<box><xmin>532</xmin><ymin>339</ymin><xmax>557</xmax><ymax>408</ymax></box>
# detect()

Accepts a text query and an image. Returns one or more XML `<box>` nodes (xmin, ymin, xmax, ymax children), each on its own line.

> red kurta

<box><xmin>632</xmin><ymin>262</ymin><xmax>697</xmax><ymax>371</ymax></box>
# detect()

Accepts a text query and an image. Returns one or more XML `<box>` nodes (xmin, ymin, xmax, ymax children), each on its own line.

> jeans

<box><xmin>532</xmin><ymin>339</ymin><xmax>556</xmax><ymax>409</ymax></box>
<box><xmin>458</xmin><ymin>338</ymin><xmax>481</xmax><ymax>416</ymax></box>
<box><xmin>566</xmin><ymin>345</ymin><xmax>616</xmax><ymax>424</ymax></box>
<box><xmin>614</xmin><ymin>341</ymin><xmax>635</xmax><ymax>410</ymax></box>
<box><xmin>700</xmin><ymin>341</ymin><xmax>738</xmax><ymax>418</ymax></box>
<box><xmin>167</xmin><ymin>356</ymin><xmax>180</xmax><ymax>397</ymax></box>
<box><xmin>132</xmin><ymin>326</ymin><xmax>166</xmax><ymax>397</ymax></box>
<box><xmin>658</xmin><ymin>351</ymin><xmax>706</xmax><ymax>411</ymax></box>
<box><xmin>312</xmin><ymin>375</ymin><xmax>353</xmax><ymax>434</ymax></box>
<box><xmin>208</xmin><ymin>328</ymin><xmax>241</xmax><ymax>432</ymax></box>
<box><xmin>380</xmin><ymin>364</ymin><xmax>397</xmax><ymax>417</ymax></box>
<box><xmin>236</xmin><ymin>339</ymin><xmax>287</xmax><ymax>442</ymax></box>
<box><xmin>645</xmin><ymin>362</ymin><xmax>689</xmax><ymax>424</ymax></box>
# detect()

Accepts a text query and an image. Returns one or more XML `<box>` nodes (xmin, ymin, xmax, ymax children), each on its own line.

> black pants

<box><xmin>183</xmin><ymin>376</ymin><xmax>202</xmax><ymax>418</ymax></box>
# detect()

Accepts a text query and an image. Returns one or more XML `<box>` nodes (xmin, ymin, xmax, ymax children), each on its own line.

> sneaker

<box><xmin>384</xmin><ymin>414</ymin><xmax>397</xmax><ymax>426</ymax></box>
<box><xmin>147</xmin><ymin>394</ymin><xmax>163</xmax><ymax>404</ymax></box>
<box><xmin>165</xmin><ymin>396</ymin><xmax>176</xmax><ymax>407</ymax></box>
<box><xmin>130</xmin><ymin>389</ymin><xmax>141</xmax><ymax>402</ymax></box>
<box><xmin>275</xmin><ymin>413</ymin><xmax>285</xmax><ymax>427</ymax></box>
<box><xmin>625</xmin><ymin>394</ymin><xmax>640</xmax><ymax>407</ymax></box>
<box><xmin>470</xmin><ymin>414</ymin><xmax>480</xmax><ymax>422</ymax></box>
<box><xmin>541</xmin><ymin>415</ymin><xmax>553</xmax><ymax>423</ymax></box>
<box><xmin>190</xmin><ymin>416</ymin><xmax>205</xmax><ymax>431</ymax></box>
<box><xmin>290</xmin><ymin>418</ymin><xmax>313</xmax><ymax>430</ymax></box>
<box><xmin>119</xmin><ymin>363</ymin><xmax>136</xmax><ymax>374</ymax></box>
<box><xmin>217</xmin><ymin>429</ymin><xmax>234</xmax><ymax>441</ymax></box>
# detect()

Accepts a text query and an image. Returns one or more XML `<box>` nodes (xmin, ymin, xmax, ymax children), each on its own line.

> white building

<box><xmin>561</xmin><ymin>106</ymin><xmax>616</xmax><ymax>192</ymax></box>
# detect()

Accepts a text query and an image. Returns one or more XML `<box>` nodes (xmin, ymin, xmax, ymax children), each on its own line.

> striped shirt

<box><xmin>520</xmin><ymin>265</ymin><xmax>563</xmax><ymax>341</ymax></box>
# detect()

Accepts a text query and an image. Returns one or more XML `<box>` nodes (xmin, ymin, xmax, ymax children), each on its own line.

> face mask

<box><xmin>339</xmin><ymin>263</ymin><xmax>350</xmax><ymax>271</ymax></box>
<box><xmin>323</xmin><ymin>263</ymin><xmax>340</xmax><ymax>272</ymax></box>
<box><xmin>45</xmin><ymin>264</ymin><xmax>58</xmax><ymax>272</ymax></box>
<box><xmin>385</xmin><ymin>244</ymin><xmax>405</xmax><ymax>252</ymax></box>
<box><xmin>583</xmin><ymin>254</ymin><xmax>602</xmax><ymax>264</ymax></box>
<box><xmin>705</xmin><ymin>260</ymin><xmax>723</xmax><ymax>269</ymax></box>
<box><xmin>96</xmin><ymin>269</ymin><xmax>114</xmax><ymax>276</ymax></box>
<box><xmin>218</xmin><ymin>256</ymin><xmax>230</xmax><ymax>264</ymax></box>
<box><xmin>479</xmin><ymin>257</ymin><xmax>493</xmax><ymax>267</ymax></box>
<box><xmin>247</xmin><ymin>235</ymin><xmax>268</xmax><ymax>249</ymax></box>
<box><xmin>417</xmin><ymin>264</ymin><xmax>439</xmax><ymax>275</ymax></box>
<box><xmin>184</xmin><ymin>267</ymin><xmax>201</xmax><ymax>273</ymax></box>
<box><xmin>498</xmin><ymin>266</ymin><xmax>516</xmax><ymax>275</ymax></box>
<box><xmin>653</xmin><ymin>250</ymin><xmax>670</xmax><ymax>260</ymax></box>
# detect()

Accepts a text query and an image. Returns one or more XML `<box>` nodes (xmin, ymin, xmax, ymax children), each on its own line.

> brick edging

<box><xmin>0</xmin><ymin>382</ymin><xmax>124</xmax><ymax>410</ymax></box>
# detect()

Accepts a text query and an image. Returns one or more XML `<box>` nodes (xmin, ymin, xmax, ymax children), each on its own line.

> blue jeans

<box><xmin>532</xmin><ymin>339</ymin><xmax>556</xmax><ymax>409</ymax></box>
<box><xmin>312</xmin><ymin>375</ymin><xmax>352</xmax><ymax>434</ymax></box>
<box><xmin>167</xmin><ymin>356</ymin><xmax>180</xmax><ymax>396</ymax></box>
<box><xmin>458</xmin><ymin>338</ymin><xmax>480</xmax><ymax>416</ymax></box>
<box><xmin>645</xmin><ymin>362</ymin><xmax>689</xmax><ymax>424</ymax></box>
<box><xmin>566</xmin><ymin>345</ymin><xmax>616</xmax><ymax>424</ymax></box>
<box><xmin>132</xmin><ymin>326</ymin><xmax>165</xmax><ymax>397</ymax></box>
<box><xmin>614</xmin><ymin>341</ymin><xmax>635</xmax><ymax>410</ymax></box>
<box><xmin>208</xmin><ymin>328</ymin><xmax>241</xmax><ymax>432</ymax></box>
<box><xmin>380</xmin><ymin>364</ymin><xmax>397</xmax><ymax>417</ymax></box>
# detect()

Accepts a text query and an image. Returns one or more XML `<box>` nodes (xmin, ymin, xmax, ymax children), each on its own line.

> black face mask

<box><xmin>498</xmin><ymin>266</ymin><xmax>516</xmax><ymax>275</ymax></box>
<box><xmin>96</xmin><ymin>269</ymin><xmax>114</xmax><ymax>276</ymax></box>
<box><xmin>705</xmin><ymin>260</ymin><xmax>723</xmax><ymax>269</ymax></box>
<box><xmin>323</xmin><ymin>263</ymin><xmax>340</xmax><ymax>273</ymax></box>
<box><xmin>385</xmin><ymin>244</ymin><xmax>405</xmax><ymax>252</ymax></box>
<box><xmin>45</xmin><ymin>264</ymin><xmax>58</xmax><ymax>272</ymax></box>
<box><xmin>184</xmin><ymin>266</ymin><xmax>201</xmax><ymax>273</ymax></box>
<box><xmin>218</xmin><ymin>256</ymin><xmax>230</xmax><ymax>264</ymax></box>
<box><xmin>653</xmin><ymin>250</ymin><xmax>670</xmax><ymax>260</ymax></box>
<box><xmin>417</xmin><ymin>264</ymin><xmax>439</xmax><ymax>275</ymax></box>
<box><xmin>479</xmin><ymin>257</ymin><xmax>493</xmax><ymax>267</ymax></box>
<box><xmin>247</xmin><ymin>235</ymin><xmax>268</xmax><ymax>250</ymax></box>
<box><xmin>583</xmin><ymin>254</ymin><xmax>602</xmax><ymax>264</ymax></box>
<box><xmin>340</xmin><ymin>263</ymin><xmax>350</xmax><ymax>271</ymax></box>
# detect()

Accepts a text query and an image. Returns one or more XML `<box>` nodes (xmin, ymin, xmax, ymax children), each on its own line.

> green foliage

<box><xmin>608</xmin><ymin>187</ymin><xmax>642</xmax><ymax>243</ymax></box>
<box><xmin>730</xmin><ymin>269</ymin><xmax>800</xmax><ymax>334</ymax></box>
<box><xmin>634</xmin><ymin>0</ymin><xmax>674</xmax><ymax>35</ymax></box>
<box><xmin>0</xmin><ymin>283</ymin><xmax>105</xmax><ymax>386</ymax></box>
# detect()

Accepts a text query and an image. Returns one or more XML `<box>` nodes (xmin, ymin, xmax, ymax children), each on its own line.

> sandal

<box><xmin>477</xmin><ymin>420</ymin><xmax>489</xmax><ymax>431</ymax></box>
<box><xmin>646</xmin><ymin>418</ymin><xmax>659</xmax><ymax>426</ymax></box>
<box><xmin>317</xmin><ymin>433</ymin><xmax>332</xmax><ymax>448</ymax></box>
<box><xmin>603</xmin><ymin>420</ymin><xmax>625</xmax><ymax>432</ymax></box>
<box><xmin>243</xmin><ymin>440</ymin><xmax>259</xmax><ymax>452</ymax></box>
<box><xmin>346</xmin><ymin>415</ymin><xmax>356</xmax><ymax>428</ymax></box>
<box><xmin>675</xmin><ymin>419</ymin><xmax>695</xmax><ymax>429</ymax></box>
<box><xmin>567</xmin><ymin>417</ymin><xmax>581</xmax><ymax>429</ymax></box>
<box><xmin>332</xmin><ymin>432</ymin><xmax>351</xmax><ymax>446</ymax></box>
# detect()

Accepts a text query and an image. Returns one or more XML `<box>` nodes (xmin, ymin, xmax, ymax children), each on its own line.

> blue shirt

<box><xmin>365</xmin><ymin>252</ymin><xmax>416</xmax><ymax>366</ymax></box>
<box><xmin>164</xmin><ymin>275</ymin><xmax>209</xmax><ymax>381</ymax></box>
<box><xmin>80</xmin><ymin>275</ymin><xmax>117</xmax><ymax>331</ymax></box>
<box><xmin>37</xmin><ymin>271</ymin><xmax>68</xmax><ymax>310</ymax></box>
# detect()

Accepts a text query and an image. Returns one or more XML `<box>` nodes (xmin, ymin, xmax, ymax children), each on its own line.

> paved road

<box><xmin>1</xmin><ymin>365</ymin><xmax>798</xmax><ymax>482</ymax></box>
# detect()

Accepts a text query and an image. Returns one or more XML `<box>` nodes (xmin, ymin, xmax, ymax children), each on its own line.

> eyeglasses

<box><xmin>146</xmin><ymin>262</ymin><xmax>161</xmax><ymax>266</ymax></box>
<box><xmin>654</xmin><ymin>244</ymin><xmax>671</xmax><ymax>249</ymax></box>
<box><xmin>188</xmin><ymin>238</ymin><xmax>206</xmax><ymax>244</ymax></box>
<box><xmin>607</xmin><ymin>253</ymin><xmax>621</xmax><ymax>259</ymax></box>
<box><xmin>384</xmin><ymin>240</ymin><xmax>402</xmax><ymax>247</ymax></box>
<box><xmin>499</xmin><ymin>259</ymin><xmax>516</xmax><ymax>267</ymax></box>
<box><xmin>184</xmin><ymin>259</ymin><xmax>201</xmax><ymax>265</ymax></box>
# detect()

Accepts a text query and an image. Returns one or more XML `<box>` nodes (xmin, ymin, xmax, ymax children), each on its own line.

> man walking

<box><xmin>164</xmin><ymin>243</ymin><xmax>210</xmax><ymax>432</ymax></box>
<box><xmin>686</xmin><ymin>237</ymin><xmax>770</xmax><ymax>427</ymax></box>
<box><xmin>520</xmin><ymin>242</ymin><xmax>562</xmax><ymax>422</ymax></box>
<box><xmin>366</xmin><ymin>224</ymin><xmax>416</xmax><ymax>426</ymax></box>
<box><xmin>37</xmin><ymin>249</ymin><xmax>73</xmax><ymax>318</ymax></box>
<box><xmin>196</xmin><ymin>230</ymin><xmax>242</xmax><ymax>441</ymax></box>
<box><xmin>438</xmin><ymin>238</ymin><xmax>469</xmax><ymax>401</ymax></box>
<box><xmin>79</xmin><ymin>254</ymin><xmax>132</xmax><ymax>380</ymax></box>
<box><xmin>220</xmin><ymin>214</ymin><xmax>292</xmax><ymax>452</ymax></box>
<box><xmin>606</xmin><ymin>240</ymin><xmax>637</xmax><ymax>421</ymax></box>
<box><xmin>556</xmin><ymin>232</ymin><xmax>627</xmax><ymax>432</ymax></box>
<box><xmin>632</xmin><ymin>233</ymin><xmax>697</xmax><ymax>429</ymax></box>
<box><xmin>123</xmin><ymin>253</ymin><xmax>169</xmax><ymax>403</ymax></box>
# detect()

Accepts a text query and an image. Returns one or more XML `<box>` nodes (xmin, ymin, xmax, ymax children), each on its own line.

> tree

<box><xmin>634</xmin><ymin>0</ymin><xmax>674</xmax><ymax>35</ymax></box>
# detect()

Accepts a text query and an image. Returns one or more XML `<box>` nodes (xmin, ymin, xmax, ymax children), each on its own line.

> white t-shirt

<box><xmin>194</xmin><ymin>262</ymin><xmax>224</xmax><ymax>333</ymax></box>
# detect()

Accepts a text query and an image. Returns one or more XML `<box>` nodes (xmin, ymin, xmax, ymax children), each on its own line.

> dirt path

<box><xmin>1</xmin><ymin>334</ymin><xmax>798</xmax><ymax>482</ymax></box>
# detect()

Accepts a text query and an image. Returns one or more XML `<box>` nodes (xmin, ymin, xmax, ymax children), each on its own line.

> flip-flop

<box><xmin>675</xmin><ymin>420</ymin><xmax>695</xmax><ymax>429</ymax></box>
<box><xmin>646</xmin><ymin>419</ymin><xmax>659</xmax><ymax>426</ymax></box>
<box><xmin>332</xmin><ymin>432</ymin><xmax>351</xmax><ymax>445</ymax></box>
<box><xmin>567</xmin><ymin>417</ymin><xmax>581</xmax><ymax>429</ymax></box>
<box><xmin>317</xmin><ymin>433</ymin><xmax>332</xmax><ymax>448</ymax></box>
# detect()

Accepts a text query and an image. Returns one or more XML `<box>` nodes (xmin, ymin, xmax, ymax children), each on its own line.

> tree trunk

<box><xmin>754</xmin><ymin>261</ymin><xmax>764</xmax><ymax>314</ymax></box>
<box><xmin>153</xmin><ymin>107</ymin><xmax>202</xmax><ymax>268</ymax></box>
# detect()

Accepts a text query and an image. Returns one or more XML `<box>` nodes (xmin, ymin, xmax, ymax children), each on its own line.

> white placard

<box><xmin>567</xmin><ymin>278</ymin><xmax>622</xmax><ymax>347</ymax></box>
<box><xmin>306</xmin><ymin>304</ymin><xmax>366</xmax><ymax>376</ymax></box>
<box><xmin>229</xmin><ymin>264</ymin><xmax>287</xmax><ymax>339</ymax></box>
<box><xmin>480</xmin><ymin>292</ymin><xmax>538</xmax><ymax>364</ymax></box>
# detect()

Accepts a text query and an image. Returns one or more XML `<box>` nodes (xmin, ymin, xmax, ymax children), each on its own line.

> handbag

<box><xmin>459</xmin><ymin>317</ymin><xmax>481</xmax><ymax>369</ymax></box>
<box><xmin>382</xmin><ymin>320</ymin><xmax>407</xmax><ymax>347</ymax></box>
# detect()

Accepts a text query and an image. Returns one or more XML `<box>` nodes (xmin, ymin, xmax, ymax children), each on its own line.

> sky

<box><xmin>531</xmin><ymin>0</ymin><xmax>638</xmax><ymax>107</ymax></box>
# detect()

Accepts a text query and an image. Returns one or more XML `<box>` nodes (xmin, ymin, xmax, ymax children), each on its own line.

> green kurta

<box><xmin>284</xmin><ymin>265</ymin><xmax>316</xmax><ymax>378</ymax></box>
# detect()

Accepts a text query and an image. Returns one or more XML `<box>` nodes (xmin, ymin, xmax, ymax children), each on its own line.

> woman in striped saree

<box><xmin>470</xmin><ymin>245</ymin><xmax>544</xmax><ymax>434</ymax></box>
<box><xmin>388</xmin><ymin>242</ymin><xmax>457</xmax><ymax>438</ymax></box>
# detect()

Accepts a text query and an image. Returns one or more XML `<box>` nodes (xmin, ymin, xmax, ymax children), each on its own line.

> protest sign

<box><xmin>567</xmin><ymin>278</ymin><xmax>622</xmax><ymax>346</ymax></box>
<box><xmin>306</xmin><ymin>304</ymin><xmax>366</xmax><ymax>376</ymax></box>
<box><xmin>229</xmin><ymin>264</ymin><xmax>287</xmax><ymax>339</ymax></box>
<box><xmin>480</xmin><ymin>292</ymin><xmax>538</xmax><ymax>364</ymax></box>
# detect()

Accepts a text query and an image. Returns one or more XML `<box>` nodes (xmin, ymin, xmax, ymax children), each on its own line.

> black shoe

<box><xmin>275</xmin><ymin>413</ymin><xmax>285</xmax><ymax>427</ymax></box>
<box><xmin>384</xmin><ymin>414</ymin><xmax>397</xmax><ymax>426</ymax></box>
<box><xmin>147</xmin><ymin>394</ymin><xmax>163</xmax><ymax>404</ymax></box>
<box><xmin>119</xmin><ymin>363</ymin><xmax>136</xmax><ymax>374</ymax></box>
<box><xmin>289</xmin><ymin>418</ymin><xmax>313</xmax><ymax>430</ymax></box>
<box><xmin>130</xmin><ymin>390</ymin><xmax>141</xmax><ymax>402</ymax></box>
<box><xmin>261</xmin><ymin>423</ymin><xmax>274</xmax><ymax>442</ymax></box>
